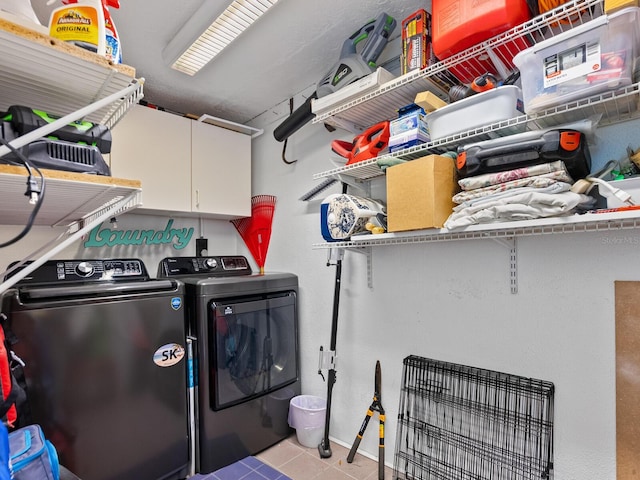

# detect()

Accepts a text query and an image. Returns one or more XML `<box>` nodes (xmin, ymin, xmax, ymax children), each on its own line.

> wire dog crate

<box><xmin>393</xmin><ymin>355</ymin><xmax>554</xmax><ymax>480</ymax></box>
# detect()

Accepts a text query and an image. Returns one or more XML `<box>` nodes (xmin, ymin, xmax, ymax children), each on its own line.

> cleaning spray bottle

<box><xmin>102</xmin><ymin>0</ymin><xmax>121</xmax><ymax>64</ymax></box>
<box><xmin>47</xmin><ymin>0</ymin><xmax>122</xmax><ymax>63</ymax></box>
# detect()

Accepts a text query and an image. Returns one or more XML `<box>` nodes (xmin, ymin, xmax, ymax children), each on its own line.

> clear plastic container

<box><xmin>426</xmin><ymin>85</ymin><xmax>524</xmax><ymax>141</ymax></box>
<box><xmin>513</xmin><ymin>7</ymin><xmax>640</xmax><ymax>113</ymax></box>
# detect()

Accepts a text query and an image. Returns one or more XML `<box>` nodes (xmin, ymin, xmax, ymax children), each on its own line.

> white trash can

<box><xmin>288</xmin><ymin>395</ymin><xmax>326</xmax><ymax>448</ymax></box>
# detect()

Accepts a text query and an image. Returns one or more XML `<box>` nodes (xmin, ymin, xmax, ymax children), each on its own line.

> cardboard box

<box><xmin>386</xmin><ymin>155</ymin><xmax>459</xmax><ymax>231</ymax></box>
<box><xmin>605</xmin><ymin>0</ymin><xmax>639</xmax><ymax>13</ymax></box>
<box><xmin>389</xmin><ymin>103</ymin><xmax>430</xmax><ymax>152</ymax></box>
<box><xmin>414</xmin><ymin>91</ymin><xmax>448</xmax><ymax>113</ymax></box>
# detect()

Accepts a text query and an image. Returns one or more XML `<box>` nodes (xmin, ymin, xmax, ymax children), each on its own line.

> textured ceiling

<box><xmin>32</xmin><ymin>0</ymin><xmax>430</xmax><ymax>124</ymax></box>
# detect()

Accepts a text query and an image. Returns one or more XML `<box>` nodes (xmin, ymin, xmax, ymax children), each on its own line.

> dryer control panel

<box><xmin>158</xmin><ymin>256</ymin><xmax>252</xmax><ymax>277</ymax></box>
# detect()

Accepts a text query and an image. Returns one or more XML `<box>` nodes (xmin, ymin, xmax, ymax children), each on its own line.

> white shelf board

<box><xmin>0</xmin><ymin>166</ymin><xmax>142</xmax><ymax>227</ymax></box>
<box><xmin>0</xmin><ymin>18</ymin><xmax>142</xmax><ymax>128</ymax></box>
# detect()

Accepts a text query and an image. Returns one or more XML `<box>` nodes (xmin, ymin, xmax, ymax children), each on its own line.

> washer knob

<box><xmin>75</xmin><ymin>262</ymin><xmax>94</xmax><ymax>277</ymax></box>
<box><xmin>204</xmin><ymin>258</ymin><xmax>218</xmax><ymax>270</ymax></box>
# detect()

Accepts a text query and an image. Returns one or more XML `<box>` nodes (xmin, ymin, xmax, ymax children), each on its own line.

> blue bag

<box><xmin>0</xmin><ymin>423</ymin><xmax>10</xmax><ymax>480</ymax></box>
<box><xmin>9</xmin><ymin>424</ymin><xmax>59</xmax><ymax>480</ymax></box>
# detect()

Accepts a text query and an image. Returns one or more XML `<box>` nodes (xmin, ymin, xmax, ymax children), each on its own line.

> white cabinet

<box><xmin>110</xmin><ymin>105</ymin><xmax>192</xmax><ymax>212</ymax></box>
<box><xmin>110</xmin><ymin>105</ymin><xmax>251</xmax><ymax>219</ymax></box>
<box><xmin>191</xmin><ymin>119</ymin><xmax>251</xmax><ymax>217</ymax></box>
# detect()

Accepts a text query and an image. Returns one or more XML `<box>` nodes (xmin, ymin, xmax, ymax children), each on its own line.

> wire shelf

<box><xmin>312</xmin><ymin>209</ymin><xmax>640</xmax><ymax>249</ymax></box>
<box><xmin>0</xmin><ymin>18</ymin><xmax>141</xmax><ymax>127</ymax></box>
<box><xmin>310</xmin><ymin>0</ymin><xmax>632</xmax><ymax>188</ymax></box>
<box><xmin>313</xmin><ymin>0</ymin><xmax>605</xmax><ymax>130</ymax></box>
<box><xmin>313</xmin><ymin>82</ymin><xmax>640</xmax><ymax>182</ymax></box>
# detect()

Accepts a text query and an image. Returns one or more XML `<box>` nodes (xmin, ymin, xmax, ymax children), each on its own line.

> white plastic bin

<box><xmin>425</xmin><ymin>85</ymin><xmax>524</xmax><ymax>141</ymax></box>
<box><xmin>288</xmin><ymin>395</ymin><xmax>326</xmax><ymax>448</ymax></box>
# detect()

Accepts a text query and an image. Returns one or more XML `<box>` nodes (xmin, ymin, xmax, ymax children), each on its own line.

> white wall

<box><xmin>250</xmin><ymin>112</ymin><xmax>640</xmax><ymax>480</ymax></box>
<box><xmin>0</xmin><ymin>214</ymin><xmax>240</xmax><ymax>277</ymax></box>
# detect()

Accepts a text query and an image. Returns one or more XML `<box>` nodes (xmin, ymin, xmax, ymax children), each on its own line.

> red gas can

<box><xmin>432</xmin><ymin>0</ymin><xmax>533</xmax><ymax>83</ymax></box>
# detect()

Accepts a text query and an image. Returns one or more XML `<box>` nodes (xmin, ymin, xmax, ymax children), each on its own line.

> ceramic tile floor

<box><xmin>256</xmin><ymin>434</ymin><xmax>394</xmax><ymax>480</ymax></box>
<box><xmin>191</xmin><ymin>434</ymin><xmax>394</xmax><ymax>480</ymax></box>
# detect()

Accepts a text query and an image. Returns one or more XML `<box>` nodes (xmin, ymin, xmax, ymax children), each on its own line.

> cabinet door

<box><xmin>110</xmin><ymin>105</ymin><xmax>192</xmax><ymax>213</ymax></box>
<box><xmin>191</xmin><ymin>120</ymin><xmax>251</xmax><ymax>218</ymax></box>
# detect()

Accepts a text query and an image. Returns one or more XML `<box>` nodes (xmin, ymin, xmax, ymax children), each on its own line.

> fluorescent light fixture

<box><xmin>163</xmin><ymin>0</ymin><xmax>280</xmax><ymax>76</ymax></box>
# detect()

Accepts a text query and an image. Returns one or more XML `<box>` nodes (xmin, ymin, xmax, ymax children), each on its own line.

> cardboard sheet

<box><xmin>615</xmin><ymin>281</ymin><xmax>640</xmax><ymax>479</ymax></box>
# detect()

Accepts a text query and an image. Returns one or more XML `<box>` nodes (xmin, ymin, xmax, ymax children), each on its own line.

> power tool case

<box><xmin>456</xmin><ymin>129</ymin><xmax>591</xmax><ymax>180</ymax></box>
<box><xmin>0</xmin><ymin>105</ymin><xmax>111</xmax><ymax>176</ymax></box>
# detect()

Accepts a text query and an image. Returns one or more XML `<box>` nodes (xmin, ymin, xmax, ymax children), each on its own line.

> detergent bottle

<box><xmin>47</xmin><ymin>0</ymin><xmax>121</xmax><ymax>62</ymax></box>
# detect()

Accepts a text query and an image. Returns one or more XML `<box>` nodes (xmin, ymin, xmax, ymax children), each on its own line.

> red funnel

<box><xmin>231</xmin><ymin>195</ymin><xmax>276</xmax><ymax>274</ymax></box>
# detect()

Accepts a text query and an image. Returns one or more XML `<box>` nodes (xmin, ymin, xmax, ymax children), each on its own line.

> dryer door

<box><xmin>209</xmin><ymin>291</ymin><xmax>298</xmax><ymax>410</ymax></box>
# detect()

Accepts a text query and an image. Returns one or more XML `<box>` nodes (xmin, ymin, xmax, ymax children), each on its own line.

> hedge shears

<box><xmin>347</xmin><ymin>360</ymin><xmax>385</xmax><ymax>479</ymax></box>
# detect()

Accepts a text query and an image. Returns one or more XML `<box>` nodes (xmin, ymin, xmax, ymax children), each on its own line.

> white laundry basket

<box><xmin>288</xmin><ymin>395</ymin><xmax>326</xmax><ymax>448</ymax></box>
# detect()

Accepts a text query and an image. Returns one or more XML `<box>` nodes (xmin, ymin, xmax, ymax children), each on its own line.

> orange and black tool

<box><xmin>346</xmin><ymin>121</ymin><xmax>390</xmax><ymax>165</ymax></box>
<box><xmin>347</xmin><ymin>360</ymin><xmax>385</xmax><ymax>479</ymax></box>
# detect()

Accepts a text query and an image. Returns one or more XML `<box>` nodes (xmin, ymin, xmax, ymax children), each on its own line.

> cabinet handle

<box><xmin>195</xmin><ymin>189</ymin><xmax>200</xmax><ymax>208</ymax></box>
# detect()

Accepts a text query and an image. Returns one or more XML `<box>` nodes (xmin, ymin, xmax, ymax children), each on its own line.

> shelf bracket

<box><xmin>492</xmin><ymin>236</ymin><xmax>518</xmax><ymax>294</ymax></box>
<box><xmin>343</xmin><ymin>246</ymin><xmax>373</xmax><ymax>288</ymax></box>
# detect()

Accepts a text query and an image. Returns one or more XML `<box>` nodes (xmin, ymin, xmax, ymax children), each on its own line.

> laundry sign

<box><xmin>84</xmin><ymin>219</ymin><xmax>194</xmax><ymax>250</ymax></box>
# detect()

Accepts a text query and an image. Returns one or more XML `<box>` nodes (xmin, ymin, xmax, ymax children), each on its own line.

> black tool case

<box><xmin>0</xmin><ymin>105</ymin><xmax>111</xmax><ymax>176</ymax></box>
<box><xmin>456</xmin><ymin>129</ymin><xmax>591</xmax><ymax>180</ymax></box>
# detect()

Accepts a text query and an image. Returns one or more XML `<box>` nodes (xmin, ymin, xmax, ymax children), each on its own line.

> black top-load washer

<box><xmin>157</xmin><ymin>256</ymin><xmax>300</xmax><ymax>474</ymax></box>
<box><xmin>2</xmin><ymin>259</ymin><xmax>189</xmax><ymax>480</ymax></box>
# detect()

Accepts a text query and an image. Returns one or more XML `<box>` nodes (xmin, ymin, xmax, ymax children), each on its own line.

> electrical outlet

<box><xmin>196</xmin><ymin>238</ymin><xmax>208</xmax><ymax>257</ymax></box>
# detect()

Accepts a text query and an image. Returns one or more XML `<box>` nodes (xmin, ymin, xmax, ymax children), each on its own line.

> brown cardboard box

<box><xmin>604</xmin><ymin>0</ymin><xmax>639</xmax><ymax>13</ymax></box>
<box><xmin>386</xmin><ymin>155</ymin><xmax>458</xmax><ymax>231</ymax></box>
<box><xmin>414</xmin><ymin>91</ymin><xmax>448</xmax><ymax>113</ymax></box>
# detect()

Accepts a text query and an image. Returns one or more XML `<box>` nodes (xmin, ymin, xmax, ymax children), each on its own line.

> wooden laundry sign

<box><xmin>84</xmin><ymin>219</ymin><xmax>194</xmax><ymax>250</ymax></box>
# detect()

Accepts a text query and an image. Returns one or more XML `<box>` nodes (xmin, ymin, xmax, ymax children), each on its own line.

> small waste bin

<box><xmin>288</xmin><ymin>395</ymin><xmax>326</xmax><ymax>448</ymax></box>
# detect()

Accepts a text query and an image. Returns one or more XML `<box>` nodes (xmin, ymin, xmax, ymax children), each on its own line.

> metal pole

<box><xmin>318</xmin><ymin>249</ymin><xmax>343</xmax><ymax>458</ymax></box>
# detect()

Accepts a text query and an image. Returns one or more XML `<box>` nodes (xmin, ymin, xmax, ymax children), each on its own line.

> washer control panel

<box><xmin>158</xmin><ymin>256</ymin><xmax>252</xmax><ymax>277</ymax></box>
<box><xmin>7</xmin><ymin>259</ymin><xmax>149</xmax><ymax>284</ymax></box>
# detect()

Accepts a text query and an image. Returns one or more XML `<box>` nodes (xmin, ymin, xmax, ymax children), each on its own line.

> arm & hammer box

<box><xmin>389</xmin><ymin>103</ymin><xmax>430</xmax><ymax>152</ymax></box>
<box><xmin>386</xmin><ymin>154</ymin><xmax>459</xmax><ymax>232</ymax></box>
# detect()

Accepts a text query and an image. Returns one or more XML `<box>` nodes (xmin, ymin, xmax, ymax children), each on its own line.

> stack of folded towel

<box><xmin>444</xmin><ymin>160</ymin><xmax>596</xmax><ymax>229</ymax></box>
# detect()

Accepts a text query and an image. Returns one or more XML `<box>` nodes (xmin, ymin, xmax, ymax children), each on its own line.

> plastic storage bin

<box><xmin>426</xmin><ymin>85</ymin><xmax>524</xmax><ymax>141</ymax></box>
<box><xmin>288</xmin><ymin>395</ymin><xmax>326</xmax><ymax>448</ymax></box>
<box><xmin>432</xmin><ymin>0</ymin><xmax>532</xmax><ymax>83</ymax></box>
<box><xmin>513</xmin><ymin>7</ymin><xmax>640</xmax><ymax>113</ymax></box>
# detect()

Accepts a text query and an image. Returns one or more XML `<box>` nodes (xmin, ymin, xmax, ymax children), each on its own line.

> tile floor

<box><xmin>256</xmin><ymin>434</ymin><xmax>393</xmax><ymax>480</ymax></box>
<box><xmin>192</xmin><ymin>433</ymin><xmax>394</xmax><ymax>480</ymax></box>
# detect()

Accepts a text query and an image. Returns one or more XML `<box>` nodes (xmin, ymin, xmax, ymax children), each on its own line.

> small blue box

<box><xmin>389</xmin><ymin>103</ymin><xmax>430</xmax><ymax>152</ymax></box>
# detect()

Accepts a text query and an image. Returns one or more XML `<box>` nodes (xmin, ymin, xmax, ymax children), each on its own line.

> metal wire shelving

<box><xmin>0</xmin><ymin>19</ymin><xmax>144</xmax><ymax>294</ymax></box>
<box><xmin>311</xmin><ymin>0</ymin><xmax>640</xmax><ymax>257</ymax></box>
<box><xmin>312</xmin><ymin>0</ymin><xmax>606</xmax><ymax>132</ymax></box>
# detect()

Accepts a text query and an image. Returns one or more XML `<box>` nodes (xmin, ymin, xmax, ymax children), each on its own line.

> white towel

<box><xmin>445</xmin><ymin>188</ymin><xmax>594</xmax><ymax>230</ymax></box>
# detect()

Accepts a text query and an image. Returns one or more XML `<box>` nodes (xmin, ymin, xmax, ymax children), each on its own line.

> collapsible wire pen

<box><xmin>393</xmin><ymin>355</ymin><xmax>554</xmax><ymax>480</ymax></box>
